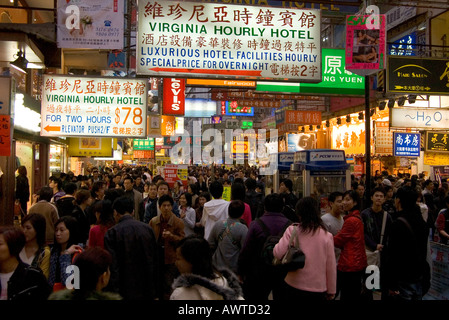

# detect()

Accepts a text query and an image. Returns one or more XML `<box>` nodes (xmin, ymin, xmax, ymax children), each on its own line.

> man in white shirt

<box><xmin>321</xmin><ymin>191</ymin><xmax>344</xmax><ymax>260</ymax></box>
<box><xmin>201</xmin><ymin>180</ymin><xmax>230</xmax><ymax>240</ymax></box>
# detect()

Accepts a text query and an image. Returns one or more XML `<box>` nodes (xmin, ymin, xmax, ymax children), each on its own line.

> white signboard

<box><xmin>137</xmin><ymin>1</ymin><xmax>321</xmax><ymax>82</ymax></box>
<box><xmin>57</xmin><ymin>0</ymin><xmax>124</xmax><ymax>49</ymax></box>
<box><xmin>390</xmin><ymin>107</ymin><xmax>449</xmax><ymax>129</ymax></box>
<box><xmin>41</xmin><ymin>75</ymin><xmax>147</xmax><ymax>138</ymax></box>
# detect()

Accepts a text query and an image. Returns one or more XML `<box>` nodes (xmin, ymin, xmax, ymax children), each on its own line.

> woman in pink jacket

<box><xmin>273</xmin><ymin>196</ymin><xmax>337</xmax><ymax>300</ymax></box>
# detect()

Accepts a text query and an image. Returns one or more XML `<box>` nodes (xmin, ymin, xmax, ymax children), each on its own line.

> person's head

<box><xmin>228</xmin><ymin>200</ymin><xmax>245</xmax><ymax>219</ymax></box>
<box><xmin>295</xmin><ymin>196</ymin><xmax>325</xmax><ymax>233</ymax></box>
<box><xmin>198</xmin><ymin>192</ymin><xmax>211</xmax><ymax>207</ymax></box>
<box><xmin>328</xmin><ymin>191</ymin><xmax>343</xmax><ymax>216</ymax></box>
<box><xmin>75</xmin><ymin>188</ymin><xmax>93</xmax><ymax>206</ymax></box>
<box><xmin>92</xmin><ymin>200</ymin><xmax>114</xmax><ymax>227</ymax></box>
<box><xmin>384</xmin><ymin>185</ymin><xmax>394</xmax><ymax>199</ymax></box>
<box><xmin>188</xmin><ymin>183</ymin><xmax>198</xmax><ymax>195</ymax></box>
<box><xmin>135</xmin><ymin>176</ymin><xmax>142</xmax><ymax>186</ymax></box>
<box><xmin>175</xmin><ymin>235</ymin><xmax>215</xmax><ymax>278</ymax></box>
<box><xmin>157</xmin><ymin>181</ymin><xmax>170</xmax><ymax>197</ymax></box>
<box><xmin>264</xmin><ymin>193</ymin><xmax>283</xmax><ymax>213</ymax></box>
<box><xmin>342</xmin><ymin>190</ymin><xmax>360</xmax><ymax>212</ymax></box>
<box><xmin>356</xmin><ymin>184</ymin><xmax>365</xmax><ymax>198</ymax></box>
<box><xmin>17</xmin><ymin>165</ymin><xmax>27</xmax><ymax>176</ymax></box>
<box><xmin>37</xmin><ymin>186</ymin><xmax>54</xmax><ymax>202</ymax></box>
<box><xmin>423</xmin><ymin>179</ymin><xmax>434</xmax><ymax>191</ymax></box>
<box><xmin>91</xmin><ymin>168</ymin><xmax>99</xmax><ymax>178</ymax></box>
<box><xmin>91</xmin><ymin>181</ymin><xmax>106</xmax><ymax>200</ymax></box>
<box><xmin>54</xmin><ymin>216</ymin><xmax>79</xmax><ymax>250</ymax></box>
<box><xmin>279</xmin><ymin>179</ymin><xmax>293</xmax><ymax>194</ymax></box>
<box><xmin>21</xmin><ymin>213</ymin><xmax>46</xmax><ymax>248</ymax></box>
<box><xmin>64</xmin><ymin>182</ymin><xmax>78</xmax><ymax>196</ymax></box>
<box><xmin>158</xmin><ymin>194</ymin><xmax>174</xmax><ymax>217</ymax></box>
<box><xmin>49</xmin><ymin>176</ymin><xmax>62</xmax><ymax>191</ymax></box>
<box><xmin>123</xmin><ymin>176</ymin><xmax>134</xmax><ymax>191</ymax></box>
<box><xmin>104</xmin><ymin>188</ymin><xmax>125</xmax><ymax>204</ymax></box>
<box><xmin>112</xmin><ymin>196</ymin><xmax>134</xmax><ymax>221</ymax></box>
<box><xmin>371</xmin><ymin>187</ymin><xmax>386</xmax><ymax>208</ymax></box>
<box><xmin>209</xmin><ymin>180</ymin><xmax>224</xmax><ymax>199</ymax></box>
<box><xmin>245</xmin><ymin>178</ymin><xmax>257</xmax><ymax>191</ymax></box>
<box><xmin>231</xmin><ymin>182</ymin><xmax>245</xmax><ymax>201</ymax></box>
<box><xmin>395</xmin><ymin>186</ymin><xmax>418</xmax><ymax>212</ymax></box>
<box><xmin>179</xmin><ymin>192</ymin><xmax>192</xmax><ymax>208</ymax></box>
<box><xmin>72</xmin><ymin>247</ymin><xmax>113</xmax><ymax>295</ymax></box>
<box><xmin>0</xmin><ymin>226</ymin><xmax>26</xmax><ymax>262</ymax></box>
<box><xmin>256</xmin><ymin>182</ymin><xmax>264</xmax><ymax>194</ymax></box>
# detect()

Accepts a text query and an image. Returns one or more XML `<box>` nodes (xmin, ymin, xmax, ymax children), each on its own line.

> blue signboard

<box><xmin>389</xmin><ymin>32</ymin><xmax>417</xmax><ymax>56</ymax></box>
<box><xmin>393</xmin><ymin>132</ymin><xmax>420</xmax><ymax>157</ymax></box>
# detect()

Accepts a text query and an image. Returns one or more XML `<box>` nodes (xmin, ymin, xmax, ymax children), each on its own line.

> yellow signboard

<box><xmin>68</xmin><ymin>138</ymin><xmax>113</xmax><ymax>157</ymax></box>
<box><xmin>424</xmin><ymin>152</ymin><xmax>449</xmax><ymax>166</ymax></box>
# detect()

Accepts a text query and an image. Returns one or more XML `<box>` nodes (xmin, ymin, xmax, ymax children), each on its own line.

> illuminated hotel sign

<box><xmin>137</xmin><ymin>1</ymin><xmax>321</xmax><ymax>82</ymax></box>
<box><xmin>41</xmin><ymin>75</ymin><xmax>147</xmax><ymax>138</ymax></box>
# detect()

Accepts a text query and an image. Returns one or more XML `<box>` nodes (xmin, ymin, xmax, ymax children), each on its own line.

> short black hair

<box><xmin>158</xmin><ymin>194</ymin><xmax>174</xmax><ymax>207</ymax></box>
<box><xmin>112</xmin><ymin>196</ymin><xmax>134</xmax><ymax>215</ymax></box>
<box><xmin>64</xmin><ymin>182</ymin><xmax>78</xmax><ymax>195</ymax></box>
<box><xmin>264</xmin><ymin>193</ymin><xmax>283</xmax><ymax>213</ymax></box>
<box><xmin>328</xmin><ymin>191</ymin><xmax>343</xmax><ymax>203</ymax></box>
<box><xmin>228</xmin><ymin>200</ymin><xmax>245</xmax><ymax>219</ymax></box>
<box><xmin>209</xmin><ymin>181</ymin><xmax>224</xmax><ymax>199</ymax></box>
<box><xmin>281</xmin><ymin>179</ymin><xmax>293</xmax><ymax>192</ymax></box>
<box><xmin>38</xmin><ymin>186</ymin><xmax>54</xmax><ymax>202</ymax></box>
<box><xmin>245</xmin><ymin>178</ymin><xmax>257</xmax><ymax>190</ymax></box>
<box><xmin>371</xmin><ymin>186</ymin><xmax>386</xmax><ymax>197</ymax></box>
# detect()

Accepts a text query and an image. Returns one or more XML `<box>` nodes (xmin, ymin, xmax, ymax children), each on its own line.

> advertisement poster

<box><xmin>375</xmin><ymin>121</ymin><xmax>393</xmax><ymax>155</ymax></box>
<box><xmin>423</xmin><ymin>242</ymin><xmax>449</xmax><ymax>300</ymax></box>
<box><xmin>41</xmin><ymin>75</ymin><xmax>147</xmax><ymax>138</ymax></box>
<box><xmin>345</xmin><ymin>14</ymin><xmax>386</xmax><ymax>75</ymax></box>
<box><xmin>57</xmin><ymin>0</ymin><xmax>124</xmax><ymax>49</ymax></box>
<box><xmin>137</xmin><ymin>1</ymin><xmax>321</xmax><ymax>82</ymax></box>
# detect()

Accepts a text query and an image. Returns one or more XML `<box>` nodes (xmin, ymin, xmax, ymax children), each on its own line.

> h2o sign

<box><xmin>163</xmin><ymin>78</ymin><xmax>185</xmax><ymax>116</ymax></box>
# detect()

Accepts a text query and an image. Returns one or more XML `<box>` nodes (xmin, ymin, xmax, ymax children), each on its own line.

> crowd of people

<box><xmin>3</xmin><ymin>164</ymin><xmax>444</xmax><ymax>301</ymax></box>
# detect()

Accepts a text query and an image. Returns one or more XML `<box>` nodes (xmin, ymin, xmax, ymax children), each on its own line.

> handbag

<box><xmin>366</xmin><ymin>211</ymin><xmax>387</xmax><ymax>267</ymax></box>
<box><xmin>273</xmin><ymin>224</ymin><xmax>306</xmax><ymax>271</ymax></box>
<box><xmin>14</xmin><ymin>200</ymin><xmax>24</xmax><ymax>217</ymax></box>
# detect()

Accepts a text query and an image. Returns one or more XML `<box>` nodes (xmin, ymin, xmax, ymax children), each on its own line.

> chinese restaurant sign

<box><xmin>345</xmin><ymin>14</ymin><xmax>386</xmax><ymax>76</ymax></box>
<box><xmin>426</xmin><ymin>132</ymin><xmax>449</xmax><ymax>152</ymax></box>
<box><xmin>57</xmin><ymin>0</ymin><xmax>124</xmax><ymax>49</ymax></box>
<box><xmin>393</xmin><ymin>132</ymin><xmax>420</xmax><ymax>157</ymax></box>
<box><xmin>387</xmin><ymin>57</ymin><xmax>449</xmax><ymax>95</ymax></box>
<box><xmin>256</xmin><ymin>48</ymin><xmax>364</xmax><ymax>95</ymax></box>
<box><xmin>41</xmin><ymin>75</ymin><xmax>147</xmax><ymax>138</ymax></box>
<box><xmin>137</xmin><ymin>1</ymin><xmax>321</xmax><ymax>82</ymax></box>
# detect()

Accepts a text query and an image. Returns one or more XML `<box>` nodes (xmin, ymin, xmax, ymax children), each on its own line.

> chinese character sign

<box><xmin>345</xmin><ymin>14</ymin><xmax>386</xmax><ymax>76</ymax></box>
<box><xmin>0</xmin><ymin>115</ymin><xmax>11</xmax><ymax>156</ymax></box>
<box><xmin>57</xmin><ymin>0</ymin><xmax>124</xmax><ymax>49</ymax></box>
<box><xmin>393</xmin><ymin>132</ymin><xmax>420</xmax><ymax>157</ymax></box>
<box><xmin>41</xmin><ymin>75</ymin><xmax>147</xmax><ymax>138</ymax></box>
<box><xmin>137</xmin><ymin>1</ymin><xmax>321</xmax><ymax>82</ymax></box>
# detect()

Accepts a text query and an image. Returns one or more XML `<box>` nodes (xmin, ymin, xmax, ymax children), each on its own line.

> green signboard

<box><xmin>256</xmin><ymin>48</ymin><xmax>365</xmax><ymax>95</ymax></box>
<box><xmin>133</xmin><ymin>138</ymin><xmax>154</xmax><ymax>150</ymax></box>
<box><xmin>241</xmin><ymin>120</ymin><xmax>253</xmax><ymax>129</ymax></box>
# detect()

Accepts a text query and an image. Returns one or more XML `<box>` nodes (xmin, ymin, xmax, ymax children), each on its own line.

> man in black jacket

<box><xmin>104</xmin><ymin>196</ymin><xmax>160</xmax><ymax>300</ymax></box>
<box><xmin>383</xmin><ymin>186</ymin><xmax>430</xmax><ymax>300</ymax></box>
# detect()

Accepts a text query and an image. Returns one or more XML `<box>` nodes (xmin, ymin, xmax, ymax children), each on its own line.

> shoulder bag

<box><xmin>273</xmin><ymin>224</ymin><xmax>306</xmax><ymax>271</ymax></box>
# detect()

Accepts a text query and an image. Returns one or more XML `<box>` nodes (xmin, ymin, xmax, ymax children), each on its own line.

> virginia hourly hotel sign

<box><xmin>137</xmin><ymin>1</ymin><xmax>321</xmax><ymax>82</ymax></box>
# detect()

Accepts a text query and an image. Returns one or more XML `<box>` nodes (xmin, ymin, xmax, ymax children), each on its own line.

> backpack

<box><xmin>256</xmin><ymin>218</ymin><xmax>292</xmax><ymax>267</ymax></box>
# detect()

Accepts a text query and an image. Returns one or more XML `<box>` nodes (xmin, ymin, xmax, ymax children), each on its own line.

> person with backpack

<box><xmin>208</xmin><ymin>200</ymin><xmax>248</xmax><ymax>276</ymax></box>
<box><xmin>279</xmin><ymin>179</ymin><xmax>299</xmax><ymax>222</ymax></box>
<box><xmin>244</xmin><ymin>178</ymin><xmax>264</xmax><ymax>220</ymax></box>
<box><xmin>237</xmin><ymin>193</ymin><xmax>292</xmax><ymax>300</ymax></box>
<box><xmin>273</xmin><ymin>197</ymin><xmax>336</xmax><ymax>301</ymax></box>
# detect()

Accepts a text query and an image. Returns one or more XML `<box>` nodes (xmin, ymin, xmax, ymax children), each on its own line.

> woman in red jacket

<box><xmin>334</xmin><ymin>190</ymin><xmax>367</xmax><ymax>301</ymax></box>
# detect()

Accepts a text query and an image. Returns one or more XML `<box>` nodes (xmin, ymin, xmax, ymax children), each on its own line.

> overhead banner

<box><xmin>41</xmin><ymin>75</ymin><xmax>147</xmax><ymax>138</ymax></box>
<box><xmin>137</xmin><ymin>1</ymin><xmax>321</xmax><ymax>82</ymax></box>
<box><xmin>163</xmin><ymin>78</ymin><xmax>185</xmax><ymax>116</ymax></box>
<box><xmin>393</xmin><ymin>132</ymin><xmax>420</xmax><ymax>157</ymax></box>
<box><xmin>390</xmin><ymin>107</ymin><xmax>449</xmax><ymax>129</ymax></box>
<box><xmin>387</xmin><ymin>56</ymin><xmax>449</xmax><ymax>95</ymax></box>
<box><xmin>57</xmin><ymin>0</ymin><xmax>124</xmax><ymax>49</ymax></box>
<box><xmin>284</xmin><ymin>110</ymin><xmax>321</xmax><ymax>125</ymax></box>
<box><xmin>256</xmin><ymin>48</ymin><xmax>365</xmax><ymax>95</ymax></box>
<box><xmin>345</xmin><ymin>14</ymin><xmax>386</xmax><ymax>76</ymax></box>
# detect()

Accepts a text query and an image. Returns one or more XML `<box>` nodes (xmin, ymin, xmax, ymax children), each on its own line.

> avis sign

<box><xmin>163</xmin><ymin>78</ymin><xmax>185</xmax><ymax>116</ymax></box>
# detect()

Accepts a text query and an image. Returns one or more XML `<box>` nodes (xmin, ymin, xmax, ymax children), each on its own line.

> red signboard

<box><xmin>0</xmin><ymin>116</ymin><xmax>11</xmax><ymax>156</ymax></box>
<box><xmin>163</xmin><ymin>78</ymin><xmax>185</xmax><ymax>116</ymax></box>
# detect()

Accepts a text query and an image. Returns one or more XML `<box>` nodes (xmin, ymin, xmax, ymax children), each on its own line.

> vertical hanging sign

<box><xmin>345</xmin><ymin>11</ymin><xmax>386</xmax><ymax>76</ymax></box>
<box><xmin>163</xmin><ymin>78</ymin><xmax>185</xmax><ymax>116</ymax></box>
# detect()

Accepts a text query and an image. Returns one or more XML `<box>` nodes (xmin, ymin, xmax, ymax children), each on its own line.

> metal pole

<box><xmin>365</xmin><ymin>75</ymin><xmax>371</xmax><ymax>201</ymax></box>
